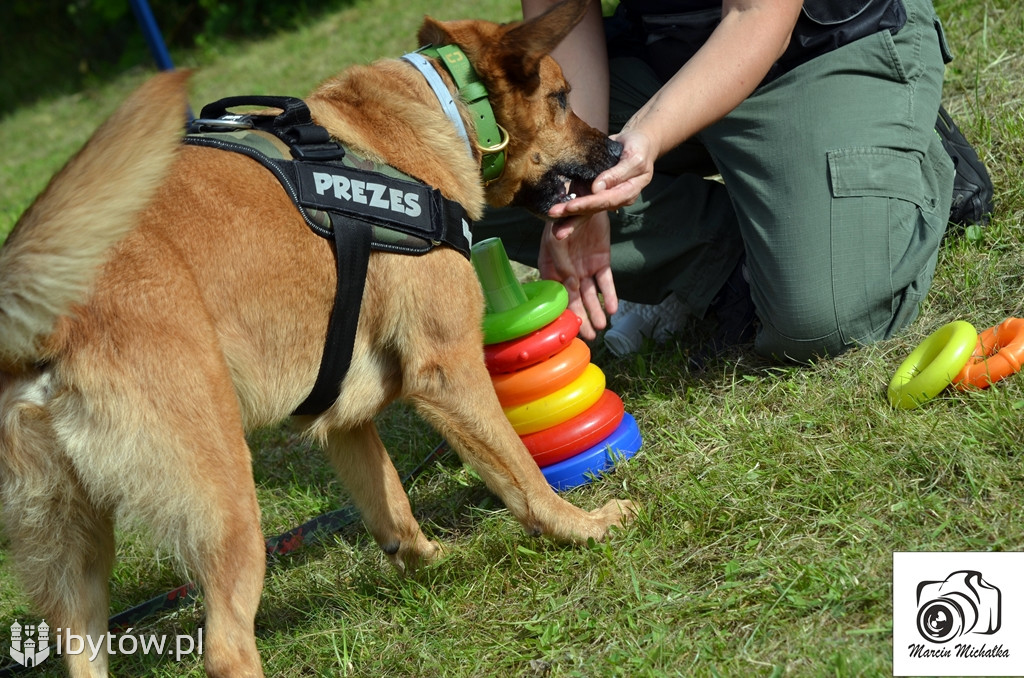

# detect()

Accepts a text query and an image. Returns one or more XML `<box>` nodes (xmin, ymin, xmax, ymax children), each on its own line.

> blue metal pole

<box><xmin>128</xmin><ymin>0</ymin><xmax>176</xmax><ymax>71</ymax></box>
<box><xmin>128</xmin><ymin>0</ymin><xmax>193</xmax><ymax>121</ymax></box>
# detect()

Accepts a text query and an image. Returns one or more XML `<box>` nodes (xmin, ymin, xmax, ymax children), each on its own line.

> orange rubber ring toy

<box><xmin>484</xmin><ymin>309</ymin><xmax>582</xmax><ymax>374</ymax></box>
<box><xmin>521</xmin><ymin>389</ymin><xmax>625</xmax><ymax>468</ymax></box>
<box><xmin>503</xmin><ymin>363</ymin><xmax>606</xmax><ymax>435</ymax></box>
<box><xmin>492</xmin><ymin>338</ymin><xmax>590</xmax><ymax>407</ymax></box>
<box><xmin>953</xmin><ymin>317</ymin><xmax>1024</xmax><ymax>390</ymax></box>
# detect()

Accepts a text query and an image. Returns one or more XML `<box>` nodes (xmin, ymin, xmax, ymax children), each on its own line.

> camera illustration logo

<box><xmin>916</xmin><ymin>570</ymin><xmax>1001</xmax><ymax>644</ymax></box>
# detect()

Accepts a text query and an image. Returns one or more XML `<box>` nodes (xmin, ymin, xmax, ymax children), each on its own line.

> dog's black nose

<box><xmin>606</xmin><ymin>137</ymin><xmax>623</xmax><ymax>161</ymax></box>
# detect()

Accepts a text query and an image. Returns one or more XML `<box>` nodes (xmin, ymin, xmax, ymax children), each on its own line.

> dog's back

<box><xmin>0</xmin><ymin>71</ymin><xmax>189</xmax><ymax>373</ymax></box>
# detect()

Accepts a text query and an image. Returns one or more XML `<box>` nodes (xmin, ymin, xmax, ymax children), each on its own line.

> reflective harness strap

<box><xmin>401</xmin><ymin>51</ymin><xmax>474</xmax><ymax>156</ymax></box>
<box><xmin>185</xmin><ymin>95</ymin><xmax>473</xmax><ymax>416</ymax></box>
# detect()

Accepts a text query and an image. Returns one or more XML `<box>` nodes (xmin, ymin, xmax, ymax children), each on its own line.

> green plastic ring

<box><xmin>887</xmin><ymin>320</ymin><xmax>978</xmax><ymax>409</ymax></box>
<box><xmin>482</xmin><ymin>280</ymin><xmax>569</xmax><ymax>345</ymax></box>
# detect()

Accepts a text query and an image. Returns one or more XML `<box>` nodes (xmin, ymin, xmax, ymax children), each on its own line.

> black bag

<box><xmin>936</xmin><ymin>105</ymin><xmax>994</xmax><ymax>226</ymax></box>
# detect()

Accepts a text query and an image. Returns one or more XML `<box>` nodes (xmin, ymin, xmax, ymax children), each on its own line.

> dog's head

<box><xmin>418</xmin><ymin>0</ymin><xmax>622</xmax><ymax>216</ymax></box>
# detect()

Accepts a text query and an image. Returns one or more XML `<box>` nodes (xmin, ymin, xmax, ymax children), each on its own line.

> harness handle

<box><xmin>194</xmin><ymin>95</ymin><xmax>345</xmax><ymax>162</ymax></box>
<box><xmin>198</xmin><ymin>95</ymin><xmax>313</xmax><ymax>128</ymax></box>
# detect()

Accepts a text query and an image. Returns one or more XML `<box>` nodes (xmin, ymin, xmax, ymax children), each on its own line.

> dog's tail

<box><xmin>0</xmin><ymin>70</ymin><xmax>190</xmax><ymax>371</ymax></box>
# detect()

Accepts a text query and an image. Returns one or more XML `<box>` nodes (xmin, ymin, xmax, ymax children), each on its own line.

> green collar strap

<box><xmin>417</xmin><ymin>44</ymin><xmax>508</xmax><ymax>184</ymax></box>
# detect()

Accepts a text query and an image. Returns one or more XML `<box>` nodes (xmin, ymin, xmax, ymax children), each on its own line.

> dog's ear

<box><xmin>498</xmin><ymin>0</ymin><xmax>589</xmax><ymax>90</ymax></box>
<box><xmin>417</xmin><ymin>16</ymin><xmax>453</xmax><ymax>49</ymax></box>
<box><xmin>417</xmin><ymin>0</ymin><xmax>589</xmax><ymax>93</ymax></box>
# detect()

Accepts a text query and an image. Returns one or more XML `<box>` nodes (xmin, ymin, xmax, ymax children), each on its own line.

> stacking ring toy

<box><xmin>471</xmin><ymin>237</ymin><xmax>570</xmax><ymax>344</ymax></box>
<box><xmin>492</xmin><ymin>338</ymin><xmax>590</xmax><ymax>407</ymax></box>
<box><xmin>541</xmin><ymin>413</ymin><xmax>642</xmax><ymax>492</ymax></box>
<box><xmin>484</xmin><ymin>309</ymin><xmax>582</xmax><ymax>373</ymax></box>
<box><xmin>522</xmin><ymin>390</ymin><xmax>625</xmax><ymax>468</ymax></box>
<box><xmin>503</xmin><ymin>363</ymin><xmax>605</xmax><ymax>435</ymax></box>
<box><xmin>887</xmin><ymin>320</ymin><xmax>977</xmax><ymax>409</ymax></box>
<box><xmin>482</xmin><ymin>279</ymin><xmax>568</xmax><ymax>345</ymax></box>
<box><xmin>953</xmin><ymin>317</ymin><xmax>1024</xmax><ymax>390</ymax></box>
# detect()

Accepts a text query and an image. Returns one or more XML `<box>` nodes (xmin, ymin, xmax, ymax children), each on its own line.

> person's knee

<box><xmin>753</xmin><ymin>284</ymin><xmax>926</xmax><ymax>363</ymax></box>
<box><xmin>750</xmin><ymin>284</ymin><xmax>850</xmax><ymax>362</ymax></box>
<box><xmin>754</xmin><ymin>311</ymin><xmax>847</xmax><ymax>363</ymax></box>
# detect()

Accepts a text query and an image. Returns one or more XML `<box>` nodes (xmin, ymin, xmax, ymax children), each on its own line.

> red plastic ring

<box><xmin>492</xmin><ymin>338</ymin><xmax>591</xmax><ymax>407</ymax></box>
<box><xmin>953</xmin><ymin>317</ymin><xmax>1024</xmax><ymax>390</ymax></box>
<box><xmin>484</xmin><ymin>309</ymin><xmax>582</xmax><ymax>374</ymax></box>
<box><xmin>521</xmin><ymin>390</ymin><xmax>625</xmax><ymax>468</ymax></box>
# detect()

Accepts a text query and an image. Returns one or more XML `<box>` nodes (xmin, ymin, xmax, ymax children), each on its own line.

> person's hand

<box><xmin>548</xmin><ymin>128</ymin><xmax>657</xmax><ymax>224</ymax></box>
<box><xmin>538</xmin><ymin>211</ymin><xmax>617</xmax><ymax>340</ymax></box>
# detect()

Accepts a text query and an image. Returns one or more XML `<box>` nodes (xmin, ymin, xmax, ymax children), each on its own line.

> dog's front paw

<box><xmin>387</xmin><ymin>536</ymin><xmax>446</xmax><ymax>575</ymax></box>
<box><xmin>590</xmin><ymin>499</ymin><xmax>637</xmax><ymax>535</ymax></box>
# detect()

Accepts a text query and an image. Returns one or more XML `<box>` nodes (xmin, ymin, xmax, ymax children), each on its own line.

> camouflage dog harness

<box><xmin>184</xmin><ymin>95</ymin><xmax>473</xmax><ymax>415</ymax></box>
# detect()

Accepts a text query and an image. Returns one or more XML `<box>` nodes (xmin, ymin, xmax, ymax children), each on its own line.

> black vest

<box><xmin>611</xmin><ymin>0</ymin><xmax>906</xmax><ymax>84</ymax></box>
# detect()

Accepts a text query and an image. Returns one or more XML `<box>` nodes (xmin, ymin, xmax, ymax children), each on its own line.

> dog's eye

<box><xmin>550</xmin><ymin>89</ymin><xmax>569</xmax><ymax>111</ymax></box>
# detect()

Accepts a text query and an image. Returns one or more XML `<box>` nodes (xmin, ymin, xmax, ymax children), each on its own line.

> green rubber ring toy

<box><xmin>887</xmin><ymin>320</ymin><xmax>978</xmax><ymax>409</ymax></box>
<box><xmin>482</xmin><ymin>279</ymin><xmax>568</xmax><ymax>345</ymax></box>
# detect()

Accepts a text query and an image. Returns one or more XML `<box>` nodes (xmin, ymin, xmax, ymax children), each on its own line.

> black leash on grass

<box><xmin>0</xmin><ymin>440</ymin><xmax>453</xmax><ymax>676</ymax></box>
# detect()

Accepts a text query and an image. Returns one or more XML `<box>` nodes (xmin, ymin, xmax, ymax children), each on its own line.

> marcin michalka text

<box><xmin>908</xmin><ymin>644</ymin><xmax>1010</xmax><ymax>659</ymax></box>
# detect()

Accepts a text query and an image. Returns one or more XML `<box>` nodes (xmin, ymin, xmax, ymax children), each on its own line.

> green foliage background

<box><xmin>0</xmin><ymin>0</ymin><xmax>352</xmax><ymax>107</ymax></box>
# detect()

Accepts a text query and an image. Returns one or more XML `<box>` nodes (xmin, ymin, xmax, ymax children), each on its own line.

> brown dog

<box><xmin>0</xmin><ymin>1</ymin><xmax>633</xmax><ymax>676</ymax></box>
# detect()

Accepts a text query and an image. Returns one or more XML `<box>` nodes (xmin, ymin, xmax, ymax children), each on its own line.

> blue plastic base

<box><xmin>541</xmin><ymin>413</ymin><xmax>641</xmax><ymax>491</ymax></box>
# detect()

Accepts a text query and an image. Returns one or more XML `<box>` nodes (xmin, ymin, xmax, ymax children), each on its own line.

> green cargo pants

<box><xmin>478</xmin><ymin>0</ymin><xmax>954</xmax><ymax>362</ymax></box>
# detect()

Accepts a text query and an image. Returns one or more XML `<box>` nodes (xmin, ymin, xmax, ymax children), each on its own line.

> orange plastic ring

<box><xmin>492</xmin><ymin>338</ymin><xmax>591</xmax><ymax>407</ymax></box>
<box><xmin>484</xmin><ymin>309</ymin><xmax>582</xmax><ymax>374</ymax></box>
<box><xmin>953</xmin><ymin>317</ymin><xmax>1024</xmax><ymax>390</ymax></box>
<box><xmin>521</xmin><ymin>389</ymin><xmax>625</xmax><ymax>468</ymax></box>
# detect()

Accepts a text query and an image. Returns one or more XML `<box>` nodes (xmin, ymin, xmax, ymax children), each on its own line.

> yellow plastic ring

<box><xmin>887</xmin><ymin>320</ymin><xmax>978</xmax><ymax>409</ymax></box>
<box><xmin>503</xmin><ymin>363</ymin><xmax>606</xmax><ymax>435</ymax></box>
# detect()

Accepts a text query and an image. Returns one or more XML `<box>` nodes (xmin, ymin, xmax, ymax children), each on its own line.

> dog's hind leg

<box><xmin>129</xmin><ymin>389</ymin><xmax>267</xmax><ymax>678</ymax></box>
<box><xmin>52</xmin><ymin>339</ymin><xmax>268</xmax><ymax>676</ymax></box>
<box><xmin>323</xmin><ymin>423</ymin><xmax>442</xmax><ymax>574</ymax></box>
<box><xmin>110</xmin><ymin>404</ymin><xmax>265</xmax><ymax>678</ymax></box>
<box><xmin>0</xmin><ymin>379</ymin><xmax>115</xmax><ymax>678</ymax></box>
<box><xmin>188</xmin><ymin>462</ymin><xmax>266</xmax><ymax>678</ymax></box>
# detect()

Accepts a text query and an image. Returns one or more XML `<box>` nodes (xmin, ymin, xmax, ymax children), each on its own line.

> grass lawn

<box><xmin>1</xmin><ymin>0</ymin><xmax>1023</xmax><ymax>675</ymax></box>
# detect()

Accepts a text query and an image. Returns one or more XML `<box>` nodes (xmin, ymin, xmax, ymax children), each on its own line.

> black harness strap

<box><xmin>294</xmin><ymin>214</ymin><xmax>372</xmax><ymax>416</ymax></box>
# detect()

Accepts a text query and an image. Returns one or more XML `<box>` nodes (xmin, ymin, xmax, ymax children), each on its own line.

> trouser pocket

<box><xmin>827</xmin><ymin>147</ymin><xmax>944</xmax><ymax>345</ymax></box>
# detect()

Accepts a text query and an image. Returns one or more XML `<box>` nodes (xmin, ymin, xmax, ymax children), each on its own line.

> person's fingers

<box><xmin>595</xmin><ymin>265</ymin><xmax>618</xmax><ymax>317</ymax></box>
<box><xmin>578</xmin><ymin>275</ymin><xmax>608</xmax><ymax>333</ymax></box>
<box><xmin>548</xmin><ymin>213</ymin><xmax>588</xmax><ymax>239</ymax></box>
<box><xmin>549</xmin><ymin>177</ymin><xmax>642</xmax><ymax>217</ymax></box>
<box><xmin>570</xmin><ymin>294</ymin><xmax>598</xmax><ymax>341</ymax></box>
